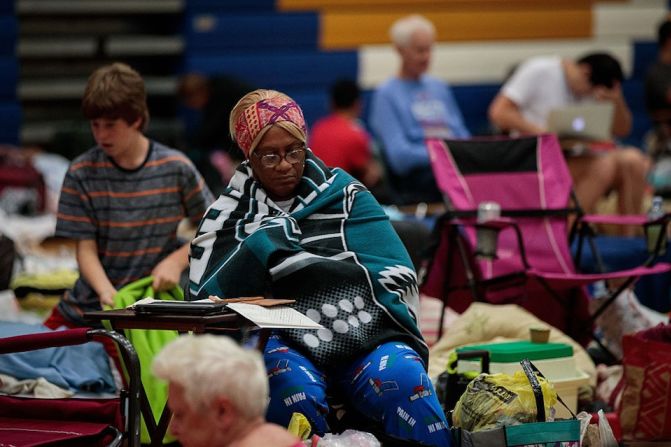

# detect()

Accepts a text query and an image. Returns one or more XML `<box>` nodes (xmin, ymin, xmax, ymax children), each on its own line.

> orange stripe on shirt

<box><xmin>88</xmin><ymin>186</ymin><xmax>180</xmax><ymax>198</ymax></box>
<box><xmin>102</xmin><ymin>246</ymin><xmax>164</xmax><ymax>257</ymax></box>
<box><xmin>70</xmin><ymin>155</ymin><xmax>189</xmax><ymax>172</ymax></box>
<box><xmin>57</xmin><ymin>212</ymin><xmax>93</xmax><ymax>224</ymax></box>
<box><xmin>70</xmin><ymin>160</ymin><xmax>115</xmax><ymax>171</ymax></box>
<box><xmin>60</xmin><ymin>186</ymin><xmax>89</xmax><ymax>203</ymax></box>
<box><xmin>99</xmin><ymin>215</ymin><xmax>183</xmax><ymax>228</ymax></box>
<box><xmin>145</xmin><ymin>155</ymin><xmax>191</xmax><ymax>168</ymax></box>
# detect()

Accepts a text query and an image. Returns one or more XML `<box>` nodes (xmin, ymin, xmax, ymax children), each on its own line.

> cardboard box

<box><xmin>552</xmin><ymin>371</ymin><xmax>590</xmax><ymax>419</ymax></box>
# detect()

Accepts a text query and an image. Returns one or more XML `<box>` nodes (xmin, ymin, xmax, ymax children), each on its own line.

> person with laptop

<box><xmin>488</xmin><ymin>52</ymin><xmax>649</xmax><ymax>229</ymax></box>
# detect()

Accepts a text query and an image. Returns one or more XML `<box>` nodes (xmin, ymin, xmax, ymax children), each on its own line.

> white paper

<box><xmin>128</xmin><ymin>297</ymin><xmax>156</xmax><ymax>308</ymax></box>
<box><xmin>226</xmin><ymin>303</ymin><xmax>323</xmax><ymax>329</ymax></box>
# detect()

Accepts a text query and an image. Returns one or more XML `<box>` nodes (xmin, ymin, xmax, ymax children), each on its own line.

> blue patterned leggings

<box><xmin>264</xmin><ymin>335</ymin><xmax>452</xmax><ymax>447</ymax></box>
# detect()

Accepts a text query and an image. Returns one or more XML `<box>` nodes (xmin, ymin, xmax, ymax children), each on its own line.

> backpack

<box><xmin>0</xmin><ymin>150</ymin><xmax>47</xmax><ymax>215</ymax></box>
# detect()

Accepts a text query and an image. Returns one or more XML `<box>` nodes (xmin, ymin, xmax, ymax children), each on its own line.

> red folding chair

<box><xmin>421</xmin><ymin>134</ymin><xmax>671</xmax><ymax>345</ymax></box>
<box><xmin>0</xmin><ymin>327</ymin><xmax>140</xmax><ymax>447</ymax></box>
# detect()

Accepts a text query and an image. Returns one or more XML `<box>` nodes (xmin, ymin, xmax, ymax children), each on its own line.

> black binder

<box><xmin>134</xmin><ymin>300</ymin><xmax>229</xmax><ymax>316</ymax></box>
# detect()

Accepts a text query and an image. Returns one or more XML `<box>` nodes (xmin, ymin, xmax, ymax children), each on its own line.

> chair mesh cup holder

<box><xmin>475</xmin><ymin>224</ymin><xmax>501</xmax><ymax>260</ymax></box>
<box><xmin>644</xmin><ymin>215</ymin><xmax>668</xmax><ymax>256</ymax></box>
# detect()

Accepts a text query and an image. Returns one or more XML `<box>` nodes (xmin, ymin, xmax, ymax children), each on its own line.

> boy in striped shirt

<box><xmin>45</xmin><ymin>62</ymin><xmax>214</xmax><ymax>328</ymax></box>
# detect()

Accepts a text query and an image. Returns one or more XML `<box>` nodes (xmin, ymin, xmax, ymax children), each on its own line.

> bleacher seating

<box><xmin>0</xmin><ymin>0</ymin><xmax>19</xmax><ymax>145</ymax></box>
<box><xmin>184</xmin><ymin>12</ymin><xmax>318</xmax><ymax>51</ymax></box>
<box><xmin>9</xmin><ymin>0</ymin><xmax>668</xmax><ymax>155</ymax></box>
<box><xmin>0</xmin><ymin>57</ymin><xmax>18</xmax><ymax>102</ymax></box>
<box><xmin>278</xmin><ymin>0</ymin><xmax>592</xmax><ymax>49</ymax></box>
<box><xmin>451</xmin><ymin>84</ymin><xmax>501</xmax><ymax>137</ymax></box>
<box><xmin>185</xmin><ymin>0</ymin><xmax>275</xmax><ymax>14</ymax></box>
<box><xmin>625</xmin><ymin>39</ymin><xmax>663</xmax><ymax>146</ymax></box>
<box><xmin>0</xmin><ymin>102</ymin><xmax>21</xmax><ymax>146</ymax></box>
<box><xmin>623</xmin><ymin>79</ymin><xmax>653</xmax><ymax>148</ymax></box>
<box><xmin>632</xmin><ymin>40</ymin><xmax>659</xmax><ymax>80</ymax></box>
<box><xmin>0</xmin><ymin>16</ymin><xmax>17</xmax><ymax>55</ymax></box>
<box><xmin>182</xmin><ymin>0</ymin><xmax>666</xmax><ymax>148</ymax></box>
<box><xmin>181</xmin><ymin>5</ymin><xmax>358</xmax><ymax>127</ymax></box>
<box><xmin>15</xmin><ymin>0</ymin><xmax>184</xmax><ymax>153</ymax></box>
<box><xmin>184</xmin><ymin>51</ymin><xmax>356</xmax><ymax>104</ymax></box>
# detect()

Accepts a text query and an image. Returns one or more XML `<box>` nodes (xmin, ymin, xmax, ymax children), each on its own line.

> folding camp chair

<box><xmin>420</xmin><ymin>134</ymin><xmax>671</xmax><ymax>345</ymax></box>
<box><xmin>0</xmin><ymin>327</ymin><xmax>141</xmax><ymax>447</ymax></box>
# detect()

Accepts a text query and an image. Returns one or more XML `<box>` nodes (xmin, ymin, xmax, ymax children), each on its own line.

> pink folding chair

<box><xmin>0</xmin><ymin>327</ymin><xmax>141</xmax><ymax>447</ymax></box>
<box><xmin>421</xmin><ymin>134</ymin><xmax>671</xmax><ymax>345</ymax></box>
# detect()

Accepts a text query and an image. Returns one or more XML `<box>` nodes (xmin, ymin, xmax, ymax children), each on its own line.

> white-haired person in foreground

<box><xmin>152</xmin><ymin>334</ymin><xmax>302</xmax><ymax>447</ymax></box>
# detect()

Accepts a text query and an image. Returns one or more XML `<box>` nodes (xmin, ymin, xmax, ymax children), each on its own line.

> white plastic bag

<box><xmin>316</xmin><ymin>429</ymin><xmax>381</xmax><ymax>447</ymax></box>
<box><xmin>577</xmin><ymin>411</ymin><xmax>592</xmax><ymax>444</ymax></box>
<box><xmin>590</xmin><ymin>288</ymin><xmax>667</xmax><ymax>359</ymax></box>
<box><xmin>598</xmin><ymin>409</ymin><xmax>618</xmax><ymax>447</ymax></box>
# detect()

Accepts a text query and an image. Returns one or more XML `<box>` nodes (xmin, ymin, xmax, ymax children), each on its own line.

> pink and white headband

<box><xmin>234</xmin><ymin>96</ymin><xmax>307</xmax><ymax>158</ymax></box>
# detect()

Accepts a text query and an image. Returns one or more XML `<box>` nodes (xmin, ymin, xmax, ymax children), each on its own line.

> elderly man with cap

<box><xmin>188</xmin><ymin>89</ymin><xmax>452</xmax><ymax>446</ymax></box>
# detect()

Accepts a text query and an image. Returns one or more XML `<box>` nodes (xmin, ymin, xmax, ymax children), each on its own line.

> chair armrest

<box><xmin>580</xmin><ymin>214</ymin><xmax>648</xmax><ymax>226</ymax></box>
<box><xmin>446</xmin><ymin>216</ymin><xmax>516</xmax><ymax>228</ymax></box>
<box><xmin>0</xmin><ymin>327</ymin><xmax>91</xmax><ymax>353</ymax></box>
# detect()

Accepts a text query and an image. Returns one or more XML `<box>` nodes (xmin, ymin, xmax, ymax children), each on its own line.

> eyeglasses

<box><xmin>253</xmin><ymin>146</ymin><xmax>306</xmax><ymax>169</ymax></box>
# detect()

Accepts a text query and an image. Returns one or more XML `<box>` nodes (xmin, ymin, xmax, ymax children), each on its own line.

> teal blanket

<box><xmin>189</xmin><ymin>151</ymin><xmax>427</xmax><ymax>366</ymax></box>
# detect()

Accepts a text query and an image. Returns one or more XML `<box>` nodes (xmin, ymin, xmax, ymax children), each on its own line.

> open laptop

<box><xmin>547</xmin><ymin>102</ymin><xmax>615</xmax><ymax>143</ymax></box>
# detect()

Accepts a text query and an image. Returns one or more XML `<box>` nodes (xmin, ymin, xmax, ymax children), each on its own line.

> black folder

<box><xmin>134</xmin><ymin>300</ymin><xmax>229</xmax><ymax>316</ymax></box>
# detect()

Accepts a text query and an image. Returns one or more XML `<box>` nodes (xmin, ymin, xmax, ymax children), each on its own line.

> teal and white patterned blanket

<box><xmin>189</xmin><ymin>151</ymin><xmax>427</xmax><ymax>366</ymax></box>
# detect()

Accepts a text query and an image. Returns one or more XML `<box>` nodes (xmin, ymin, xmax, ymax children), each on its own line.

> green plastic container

<box><xmin>457</xmin><ymin>340</ymin><xmax>573</xmax><ymax>362</ymax></box>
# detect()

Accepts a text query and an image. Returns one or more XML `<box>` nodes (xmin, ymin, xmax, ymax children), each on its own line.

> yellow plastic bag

<box><xmin>288</xmin><ymin>412</ymin><xmax>311</xmax><ymax>440</ymax></box>
<box><xmin>452</xmin><ymin>370</ymin><xmax>558</xmax><ymax>432</ymax></box>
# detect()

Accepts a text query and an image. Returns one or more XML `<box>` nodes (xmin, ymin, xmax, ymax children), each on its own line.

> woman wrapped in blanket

<box><xmin>188</xmin><ymin>89</ymin><xmax>452</xmax><ymax>447</ymax></box>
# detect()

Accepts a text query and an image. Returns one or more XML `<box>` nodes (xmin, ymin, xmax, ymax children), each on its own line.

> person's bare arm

<box><xmin>488</xmin><ymin>94</ymin><xmax>545</xmax><ymax>135</ymax></box>
<box><xmin>77</xmin><ymin>239</ymin><xmax>116</xmax><ymax>306</ymax></box>
<box><xmin>151</xmin><ymin>242</ymin><xmax>190</xmax><ymax>292</ymax></box>
<box><xmin>361</xmin><ymin>159</ymin><xmax>383</xmax><ymax>189</ymax></box>
<box><xmin>593</xmin><ymin>82</ymin><xmax>632</xmax><ymax>138</ymax></box>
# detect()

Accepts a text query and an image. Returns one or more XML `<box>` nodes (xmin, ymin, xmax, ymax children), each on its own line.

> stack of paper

<box><xmin>226</xmin><ymin>303</ymin><xmax>323</xmax><ymax>329</ymax></box>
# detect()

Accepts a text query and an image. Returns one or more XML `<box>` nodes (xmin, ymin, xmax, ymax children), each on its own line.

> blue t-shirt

<box><xmin>369</xmin><ymin>75</ymin><xmax>470</xmax><ymax>176</ymax></box>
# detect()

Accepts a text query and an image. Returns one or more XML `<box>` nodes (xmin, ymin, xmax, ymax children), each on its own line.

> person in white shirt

<box><xmin>489</xmin><ymin>53</ymin><xmax>649</xmax><ymax>232</ymax></box>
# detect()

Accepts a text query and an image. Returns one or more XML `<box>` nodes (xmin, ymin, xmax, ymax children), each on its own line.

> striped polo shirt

<box><xmin>55</xmin><ymin>141</ymin><xmax>214</xmax><ymax>322</ymax></box>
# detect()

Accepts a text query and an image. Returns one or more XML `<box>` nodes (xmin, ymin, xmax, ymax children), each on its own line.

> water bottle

<box><xmin>591</xmin><ymin>279</ymin><xmax>608</xmax><ymax>300</ymax></box>
<box><xmin>649</xmin><ymin>196</ymin><xmax>664</xmax><ymax>220</ymax></box>
<box><xmin>476</xmin><ymin>201</ymin><xmax>501</xmax><ymax>259</ymax></box>
<box><xmin>477</xmin><ymin>201</ymin><xmax>501</xmax><ymax>223</ymax></box>
<box><xmin>646</xmin><ymin>196</ymin><xmax>666</xmax><ymax>254</ymax></box>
